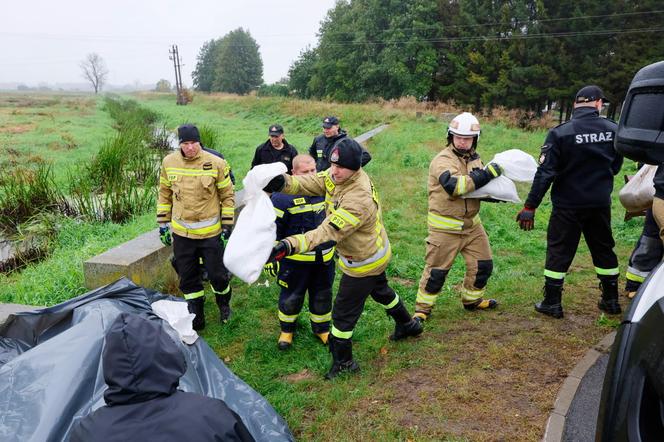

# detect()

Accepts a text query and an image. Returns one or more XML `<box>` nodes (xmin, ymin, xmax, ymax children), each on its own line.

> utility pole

<box><xmin>169</xmin><ymin>45</ymin><xmax>187</xmax><ymax>105</ymax></box>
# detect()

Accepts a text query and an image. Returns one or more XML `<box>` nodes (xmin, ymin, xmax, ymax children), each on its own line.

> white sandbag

<box><xmin>619</xmin><ymin>164</ymin><xmax>656</xmax><ymax>213</ymax></box>
<box><xmin>463</xmin><ymin>175</ymin><xmax>521</xmax><ymax>203</ymax></box>
<box><xmin>224</xmin><ymin>162</ymin><xmax>287</xmax><ymax>284</ymax></box>
<box><xmin>491</xmin><ymin>149</ymin><xmax>538</xmax><ymax>182</ymax></box>
<box><xmin>151</xmin><ymin>299</ymin><xmax>198</xmax><ymax>345</ymax></box>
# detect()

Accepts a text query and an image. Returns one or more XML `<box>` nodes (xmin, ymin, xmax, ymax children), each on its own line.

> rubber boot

<box><xmin>215</xmin><ymin>288</ymin><xmax>232</xmax><ymax>323</ymax></box>
<box><xmin>463</xmin><ymin>298</ymin><xmax>498</xmax><ymax>311</ymax></box>
<box><xmin>324</xmin><ymin>336</ymin><xmax>359</xmax><ymax>380</ymax></box>
<box><xmin>386</xmin><ymin>300</ymin><xmax>424</xmax><ymax>341</ymax></box>
<box><xmin>598</xmin><ymin>279</ymin><xmax>622</xmax><ymax>315</ymax></box>
<box><xmin>534</xmin><ymin>283</ymin><xmax>564</xmax><ymax>319</ymax></box>
<box><xmin>188</xmin><ymin>297</ymin><xmax>206</xmax><ymax>330</ymax></box>
<box><xmin>278</xmin><ymin>332</ymin><xmax>293</xmax><ymax>350</ymax></box>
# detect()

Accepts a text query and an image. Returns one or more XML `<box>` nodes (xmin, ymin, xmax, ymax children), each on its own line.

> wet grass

<box><xmin>0</xmin><ymin>92</ymin><xmax>643</xmax><ymax>441</ymax></box>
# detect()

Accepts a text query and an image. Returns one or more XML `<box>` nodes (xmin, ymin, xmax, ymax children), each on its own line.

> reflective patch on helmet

<box><xmin>471</xmin><ymin>123</ymin><xmax>481</xmax><ymax>131</ymax></box>
<box><xmin>450</xmin><ymin>119</ymin><xmax>459</xmax><ymax>129</ymax></box>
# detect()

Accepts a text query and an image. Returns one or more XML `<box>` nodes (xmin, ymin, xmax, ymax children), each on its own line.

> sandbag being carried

<box><xmin>619</xmin><ymin>164</ymin><xmax>656</xmax><ymax>213</ymax></box>
<box><xmin>463</xmin><ymin>149</ymin><xmax>537</xmax><ymax>203</ymax></box>
<box><xmin>224</xmin><ymin>163</ymin><xmax>286</xmax><ymax>284</ymax></box>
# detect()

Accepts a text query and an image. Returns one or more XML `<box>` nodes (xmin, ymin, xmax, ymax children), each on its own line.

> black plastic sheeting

<box><xmin>0</xmin><ymin>278</ymin><xmax>294</xmax><ymax>442</ymax></box>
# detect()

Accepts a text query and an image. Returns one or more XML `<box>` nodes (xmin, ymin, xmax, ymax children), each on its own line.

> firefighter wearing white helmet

<box><xmin>413</xmin><ymin>112</ymin><xmax>502</xmax><ymax>322</ymax></box>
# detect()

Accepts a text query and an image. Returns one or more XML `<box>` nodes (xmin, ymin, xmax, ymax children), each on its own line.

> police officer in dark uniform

<box><xmin>308</xmin><ymin>116</ymin><xmax>371</xmax><ymax>171</ymax></box>
<box><xmin>516</xmin><ymin>85</ymin><xmax>624</xmax><ymax>318</ymax></box>
<box><xmin>266</xmin><ymin>154</ymin><xmax>335</xmax><ymax>350</ymax></box>
<box><xmin>251</xmin><ymin>124</ymin><xmax>298</xmax><ymax>173</ymax></box>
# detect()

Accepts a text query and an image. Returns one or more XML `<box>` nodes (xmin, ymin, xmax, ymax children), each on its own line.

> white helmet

<box><xmin>448</xmin><ymin>112</ymin><xmax>481</xmax><ymax>138</ymax></box>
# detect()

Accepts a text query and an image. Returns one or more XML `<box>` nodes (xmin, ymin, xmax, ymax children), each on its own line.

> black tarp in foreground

<box><xmin>0</xmin><ymin>278</ymin><xmax>294</xmax><ymax>442</ymax></box>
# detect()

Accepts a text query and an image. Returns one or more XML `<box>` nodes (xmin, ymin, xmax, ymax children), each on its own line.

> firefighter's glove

<box><xmin>221</xmin><ymin>225</ymin><xmax>233</xmax><ymax>242</ymax></box>
<box><xmin>485</xmin><ymin>162</ymin><xmax>502</xmax><ymax>178</ymax></box>
<box><xmin>269</xmin><ymin>239</ymin><xmax>292</xmax><ymax>262</ymax></box>
<box><xmin>263</xmin><ymin>261</ymin><xmax>280</xmax><ymax>278</ymax></box>
<box><xmin>516</xmin><ymin>207</ymin><xmax>536</xmax><ymax>231</ymax></box>
<box><xmin>159</xmin><ymin>224</ymin><xmax>172</xmax><ymax>246</ymax></box>
<box><xmin>263</xmin><ymin>175</ymin><xmax>285</xmax><ymax>193</ymax></box>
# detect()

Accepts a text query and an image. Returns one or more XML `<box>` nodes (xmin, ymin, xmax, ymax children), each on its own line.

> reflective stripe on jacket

<box><xmin>157</xmin><ymin>149</ymin><xmax>234</xmax><ymax>239</ymax></box>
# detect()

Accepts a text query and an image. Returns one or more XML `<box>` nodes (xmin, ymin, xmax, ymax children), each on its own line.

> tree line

<box><xmin>287</xmin><ymin>0</ymin><xmax>664</xmax><ymax>116</ymax></box>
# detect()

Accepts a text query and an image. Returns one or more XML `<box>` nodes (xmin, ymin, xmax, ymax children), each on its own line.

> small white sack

<box><xmin>491</xmin><ymin>149</ymin><xmax>538</xmax><ymax>182</ymax></box>
<box><xmin>619</xmin><ymin>164</ymin><xmax>656</xmax><ymax>213</ymax></box>
<box><xmin>151</xmin><ymin>299</ymin><xmax>198</xmax><ymax>345</ymax></box>
<box><xmin>464</xmin><ymin>175</ymin><xmax>521</xmax><ymax>203</ymax></box>
<box><xmin>224</xmin><ymin>162</ymin><xmax>287</xmax><ymax>284</ymax></box>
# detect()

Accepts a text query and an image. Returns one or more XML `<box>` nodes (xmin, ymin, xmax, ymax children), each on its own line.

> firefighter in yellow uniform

<box><xmin>413</xmin><ymin>112</ymin><xmax>501</xmax><ymax>323</ymax></box>
<box><xmin>263</xmin><ymin>138</ymin><xmax>422</xmax><ymax>379</ymax></box>
<box><xmin>157</xmin><ymin>124</ymin><xmax>235</xmax><ymax>330</ymax></box>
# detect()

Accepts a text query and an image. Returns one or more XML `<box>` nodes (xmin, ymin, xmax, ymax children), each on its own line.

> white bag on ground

<box><xmin>619</xmin><ymin>164</ymin><xmax>656</xmax><ymax>213</ymax></box>
<box><xmin>463</xmin><ymin>149</ymin><xmax>537</xmax><ymax>203</ymax></box>
<box><xmin>151</xmin><ymin>299</ymin><xmax>198</xmax><ymax>345</ymax></box>
<box><xmin>224</xmin><ymin>162</ymin><xmax>287</xmax><ymax>284</ymax></box>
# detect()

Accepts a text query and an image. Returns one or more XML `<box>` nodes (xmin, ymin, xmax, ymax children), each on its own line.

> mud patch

<box><xmin>283</xmin><ymin>369</ymin><xmax>315</xmax><ymax>383</ymax></box>
<box><xmin>0</xmin><ymin>124</ymin><xmax>35</xmax><ymax>134</ymax></box>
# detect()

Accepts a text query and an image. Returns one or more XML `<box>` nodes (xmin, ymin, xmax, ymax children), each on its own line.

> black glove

<box><xmin>263</xmin><ymin>175</ymin><xmax>285</xmax><ymax>193</ymax></box>
<box><xmin>516</xmin><ymin>207</ymin><xmax>536</xmax><ymax>231</ymax></box>
<box><xmin>159</xmin><ymin>224</ymin><xmax>172</xmax><ymax>246</ymax></box>
<box><xmin>221</xmin><ymin>225</ymin><xmax>232</xmax><ymax>241</ymax></box>
<box><xmin>268</xmin><ymin>239</ymin><xmax>292</xmax><ymax>262</ymax></box>
<box><xmin>485</xmin><ymin>162</ymin><xmax>502</xmax><ymax>178</ymax></box>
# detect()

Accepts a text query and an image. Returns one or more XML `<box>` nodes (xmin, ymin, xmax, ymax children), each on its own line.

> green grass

<box><xmin>0</xmin><ymin>91</ymin><xmax>643</xmax><ymax>441</ymax></box>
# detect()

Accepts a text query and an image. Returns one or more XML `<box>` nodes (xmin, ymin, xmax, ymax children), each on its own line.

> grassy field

<box><xmin>0</xmin><ymin>91</ymin><xmax>643</xmax><ymax>441</ymax></box>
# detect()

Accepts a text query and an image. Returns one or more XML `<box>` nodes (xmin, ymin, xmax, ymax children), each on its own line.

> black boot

<box><xmin>188</xmin><ymin>297</ymin><xmax>206</xmax><ymax>330</ymax></box>
<box><xmin>598</xmin><ymin>279</ymin><xmax>622</xmax><ymax>315</ymax></box>
<box><xmin>535</xmin><ymin>283</ymin><xmax>564</xmax><ymax>319</ymax></box>
<box><xmin>215</xmin><ymin>288</ymin><xmax>232</xmax><ymax>323</ymax></box>
<box><xmin>324</xmin><ymin>336</ymin><xmax>359</xmax><ymax>380</ymax></box>
<box><xmin>387</xmin><ymin>300</ymin><xmax>424</xmax><ymax>341</ymax></box>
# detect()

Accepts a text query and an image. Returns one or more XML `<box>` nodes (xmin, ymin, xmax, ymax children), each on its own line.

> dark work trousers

<box><xmin>332</xmin><ymin>271</ymin><xmax>407</xmax><ymax>337</ymax></box>
<box><xmin>545</xmin><ymin>207</ymin><xmax>619</xmax><ymax>284</ymax></box>
<box><xmin>278</xmin><ymin>260</ymin><xmax>335</xmax><ymax>333</ymax></box>
<box><xmin>626</xmin><ymin>209</ymin><xmax>664</xmax><ymax>291</ymax></box>
<box><xmin>172</xmin><ymin>233</ymin><xmax>230</xmax><ymax>295</ymax></box>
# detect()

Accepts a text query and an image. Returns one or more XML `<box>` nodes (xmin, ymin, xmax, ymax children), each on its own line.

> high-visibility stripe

<box><xmin>595</xmin><ymin>266</ymin><xmax>619</xmax><ymax>276</ymax></box>
<box><xmin>427</xmin><ymin>212</ymin><xmax>464</xmax><ymax>231</ymax></box>
<box><xmin>338</xmin><ymin>243</ymin><xmax>391</xmax><ymax>276</ymax></box>
<box><xmin>183</xmin><ymin>290</ymin><xmax>205</xmax><ymax>300</ymax></box>
<box><xmin>274</xmin><ymin>207</ymin><xmax>285</xmax><ymax>218</ymax></box>
<box><xmin>544</xmin><ymin>269</ymin><xmax>566</xmax><ymax>279</ymax></box>
<box><xmin>626</xmin><ymin>270</ymin><xmax>646</xmax><ymax>283</ymax></box>
<box><xmin>157</xmin><ymin>203</ymin><xmax>171</xmax><ymax>212</ymax></box>
<box><xmin>455</xmin><ymin>176</ymin><xmax>467</xmax><ymax>195</ymax></box>
<box><xmin>461</xmin><ymin>287</ymin><xmax>485</xmax><ymax>302</ymax></box>
<box><xmin>383</xmin><ymin>295</ymin><xmax>399</xmax><ymax>309</ymax></box>
<box><xmin>160</xmin><ymin>177</ymin><xmax>171</xmax><ymax>187</ymax></box>
<box><xmin>213</xmin><ymin>285</ymin><xmax>231</xmax><ymax>295</ymax></box>
<box><xmin>292</xmin><ymin>234</ymin><xmax>308</xmax><ymax>253</ymax></box>
<box><xmin>487</xmin><ymin>164</ymin><xmax>499</xmax><ymax>177</ymax></box>
<box><xmin>286</xmin><ymin>247</ymin><xmax>335</xmax><ymax>262</ymax></box>
<box><xmin>288</xmin><ymin>205</ymin><xmax>315</xmax><ymax>215</ymax></box>
<box><xmin>309</xmin><ymin>312</ymin><xmax>332</xmax><ymax>323</ymax></box>
<box><xmin>165</xmin><ymin>167</ymin><xmax>218</xmax><ymax>177</ymax></box>
<box><xmin>331</xmin><ymin>325</ymin><xmax>353</xmax><ymax>339</ymax></box>
<box><xmin>333</xmin><ymin>208</ymin><xmax>360</xmax><ymax>226</ymax></box>
<box><xmin>416</xmin><ymin>289</ymin><xmax>438</xmax><ymax>305</ymax></box>
<box><xmin>216</xmin><ymin>176</ymin><xmax>232</xmax><ymax>189</ymax></box>
<box><xmin>221</xmin><ymin>207</ymin><xmax>234</xmax><ymax>216</ymax></box>
<box><xmin>172</xmin><ymin>217</ymin><xmax>221</xmax><ymax>236</ymax></box>
<box><xmin>323</xmin><ymin>173</ymin><xmax>335</xmax><ymax>194</ymax></box>
<box><xmin>278</xmin><ymin>311</ymin><xmax>298</xmax><ymax>323</ymax></box>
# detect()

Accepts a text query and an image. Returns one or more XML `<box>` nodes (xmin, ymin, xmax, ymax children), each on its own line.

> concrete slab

<box><xmin>83</xmin><ymin>228</ymin><xmax>176</xmax><ymax>290</ymax></box>
<box><xmin>355</xmin><ymin>124</ymin><xmax>389</xmax><ymax>144</ymax></box>
<box><xmin>0</xmin><ymin>303</ymin><xmax>39</xmax><ymax>326</ymax></box>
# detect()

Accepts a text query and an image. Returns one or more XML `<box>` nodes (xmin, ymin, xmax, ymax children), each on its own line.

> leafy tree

<box><xmin>80</xmin><ymin>53</ymin><xmax>108</xmax><ymax>94</ymax></box>
<box><xmin>154</xmin><ymin>79</ymin><xmax>172</xmax><ymax>92</ymax></box>
<box><xmin>213</xmin><ymin>28</ymin><xmax>263</xmax><ymax>94</ymax></box>
<box><xmin>288</xmin><ymin>47</ymin><xmax>320</xmax><ymax>98</ymax></box>
<box><xmin>192</xmin><ymin>39</ymin><xmax>222</xmax><ymax>92</ymax></box>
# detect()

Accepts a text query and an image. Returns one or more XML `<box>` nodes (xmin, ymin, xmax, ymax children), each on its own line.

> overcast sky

<box><xmin>1</xmin><ymin>0</ymin><xmax>336</xmax><ymax>87</ymax></box>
